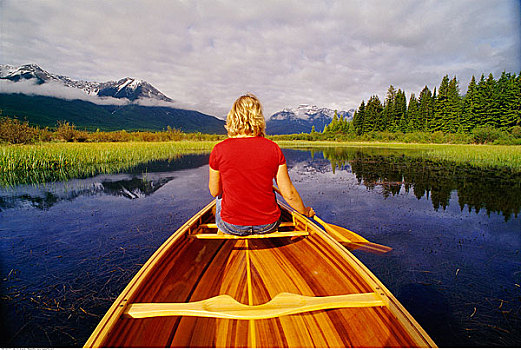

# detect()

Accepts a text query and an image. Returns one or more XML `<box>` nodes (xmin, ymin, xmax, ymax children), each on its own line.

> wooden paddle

<box><xmin>272</xmin><ymin>185</ymin><xmax>391</xmax><ymax>254</ymax></box>
<box><xmin>313</xmin><ymin>216</ymin><xmax>392</xmax><ymax>254</ymax></box>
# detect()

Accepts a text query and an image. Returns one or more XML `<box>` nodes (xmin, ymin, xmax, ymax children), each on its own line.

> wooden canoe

<box><xmin>84</xmin><ymin>200</ymin><xmax>437</xmax><ymax>348</ymax></box>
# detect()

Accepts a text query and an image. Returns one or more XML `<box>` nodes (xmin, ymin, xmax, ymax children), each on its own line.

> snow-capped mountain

<box><xmin>0</xmin><ymin>64</ymin><xmax>173</xmax><ymax>102</ymax></box>
<box><xmin>267</xmin><ymin>104</ymin><xmax>354</xmax><ymax>134</ymax></box>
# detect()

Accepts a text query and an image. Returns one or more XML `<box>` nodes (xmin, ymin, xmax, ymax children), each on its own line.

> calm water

<box><xmin>1</xmin><ymin>148</ymin><xmax>520</xmax><ymax>347</ymax></box>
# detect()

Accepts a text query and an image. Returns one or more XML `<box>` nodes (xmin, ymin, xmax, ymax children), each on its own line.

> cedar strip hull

<box><xmin>85</xmin><ymin>201</ymin><xmax>436</xmax><ymax>348</ymax></box>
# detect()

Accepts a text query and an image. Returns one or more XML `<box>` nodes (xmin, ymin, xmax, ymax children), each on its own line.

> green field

<box><xmin>277</xmin><ymin>141</ymin><xmax>521</xmax><ymax>170</ymax></box>
<box><xmin>2</xmin><ymin>141</ymin><xmax>521</xmax><ymax>187</ymax></box>
<box><xmin>1</xmin><ymin>141</ymin><xmax>217</xmax><ymax>187</ymax></box>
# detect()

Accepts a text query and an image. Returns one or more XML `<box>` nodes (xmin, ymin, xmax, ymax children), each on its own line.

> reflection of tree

<box><xmin>322</xmin><ymin>147</ymin><xmax>521</xmax><ymax>221</ymax></box>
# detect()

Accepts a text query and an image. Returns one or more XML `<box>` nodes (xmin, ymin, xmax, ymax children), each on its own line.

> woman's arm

<box><xmin>209</xmin><ymin>166</ymin><xmax>222</xmax><ymax>197</ymax></box>
<box><xmin>275</xmin><ymin>163</ymin><xmax>315</xmax><ymax>217</ymax></box>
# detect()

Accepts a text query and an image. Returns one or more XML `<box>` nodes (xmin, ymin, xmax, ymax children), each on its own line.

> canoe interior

<box><xmin>85</xmin><ymin>201</ymin><xmax>436</xmax><ymax>348</ymax></box>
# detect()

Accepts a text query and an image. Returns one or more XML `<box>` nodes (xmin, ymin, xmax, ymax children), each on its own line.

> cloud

<box><xmin>1</xmin><ymin>0</ymin><xmax>520</xmax><ymax>117</ymax></box>
<box><xmin>0</xmin><ymin>79</ymin><xmax>129</xmax><ymax>105</ymax></box>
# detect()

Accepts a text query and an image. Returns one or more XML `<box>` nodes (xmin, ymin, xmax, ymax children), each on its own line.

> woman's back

<box><xmin>209</xmin><ymin>137</ymin><xmax>285</xmax><ymax>225</ymax></box>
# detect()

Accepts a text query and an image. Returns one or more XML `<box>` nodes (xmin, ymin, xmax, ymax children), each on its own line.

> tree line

<box><xmin>350</xmin><ymin>72</ymin><xmax>520</xmax><ymax>135</ymax></box>
<box><xmin>0</xmin><ymin>116</ymin><xmax>223</xmax><ymax>144</ymax></box>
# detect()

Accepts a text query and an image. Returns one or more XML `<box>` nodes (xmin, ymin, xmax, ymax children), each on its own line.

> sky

<box><xmin>1</xmin><ymin>0</ymin><xmax>520</xmax><ymax>118</ymax></box>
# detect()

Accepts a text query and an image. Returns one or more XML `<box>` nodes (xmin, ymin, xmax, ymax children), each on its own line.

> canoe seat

<box><xmin>194</xmin><ymin>230</ymin><xmax>309</xmax><ymax>239</ymax></box>
<box><xmin>124</xmin><ymin>291</ymin><xmax>387</xmax><ymax>320</ymax></box>
<box><xmin>192</xmin><ymin>222</ymin><xmax>306</xmax><ymax>239</ymax></box>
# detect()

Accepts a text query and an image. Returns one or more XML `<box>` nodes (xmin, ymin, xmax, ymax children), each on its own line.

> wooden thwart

<box><xmin>124</xmin><ymin>292</ymin><xmax>386</xmax><ymax>320</ymax></box>
<box><xmin>194</xmin><ymin>231</ymin><xmax>309</xmax><ymax>239</ymax></box>
<box><xmin>198</xmin><ymin>222</ymin><xmax>295</xmax><ymax>229</ymax></box>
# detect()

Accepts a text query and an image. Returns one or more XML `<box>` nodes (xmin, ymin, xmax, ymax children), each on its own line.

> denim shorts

<box><xmin>215</xmin><ymin>197</ymin><xmax>281</xmax><ymax>236</ymax></box>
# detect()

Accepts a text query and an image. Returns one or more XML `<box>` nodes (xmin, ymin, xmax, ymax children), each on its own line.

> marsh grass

<box><xmin>276</xmin><ymin>141</ymin><xmax>521</xmax><ymax>171</ymax></box>
<box><xmin>3</xmin><ymin>140</ymin><xmax>521</xmax><ymax>187</ymax></box>
<box><xmin>1</xmin><ymin>141</ymin><xmax>216</xmax><ymax>187</ymax></box>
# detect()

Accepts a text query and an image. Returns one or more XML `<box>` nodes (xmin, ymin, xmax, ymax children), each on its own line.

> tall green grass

<box><xmin>1</xmin><ymin>141</ymin><xmax>217</xmax><ymax>187</ymax></box>
<box><xmin>3</xmin><ymin>140</ymin><xmax>520</xmax><ymax>188</ymax></box>
<box><xmin>276</xmin><ymin>141</ymin><xmax>521</xmax><ymax>171</ymax></box>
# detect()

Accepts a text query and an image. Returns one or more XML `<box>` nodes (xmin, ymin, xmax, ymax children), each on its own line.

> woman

<box><xmin>209</xmin><ymin>93</ymin><xmax>315</xmax><ymax>235</ymax></box>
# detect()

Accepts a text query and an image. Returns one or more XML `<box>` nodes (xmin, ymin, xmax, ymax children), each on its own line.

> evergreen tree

<box><xmin>447</xmin><ymin>76</ymin><xmax>462</xmax><ymax>133</ymax></box>
<box><xmin>383</xmin><ymin>85</ymin><xmax>397</xmax><ymax>132</ymax></box>
<box><xmin>395</xmin><ymin>89</ymin><xmax>408</xmax><ymax>132</ymax></box>
<box><xmin>509</xmin><ymin>71</ymin><xmax>520</xmax><ymax>127</ymax></box>
<box><xmin>462</xmin><ymin>75</ymin><xmax>478</xmax><ymax>132</ymax></box>
<box><xmin>433</xmin><ymin>75</ymin><xmax>450</xmax><ymax>131</ymax></box>
<box><xmin>353</xmin><ymin>70</ymin><xmax>519</xmax><ymax>136</ymax></box>
<box><xmin>407</xmin><ymin>93</ymin><xmax>420</xmax><ymax>131</ymax></box>
<box><xmin>365</xmin><ymin>95</ymin><xmax>383</xmax><ymax>132</ymax></box>
<box><xmin>352</xmin><ymin>100</ymin><xmax>366</xmax><ymax>135</ymax></box>
<box><xmin>418</xmin><ymin>86</ymin><xmax>434</xmax><ymax>131</ymax></box>
<box><xmin>496</xmin><ymin>71</ymin><xmax>518</xmax><ymax>129</ymax></box>
<box><xmin>475</xmin><ymin>73</ymin><xmax>498</xmax><ymax>127</ymax></box>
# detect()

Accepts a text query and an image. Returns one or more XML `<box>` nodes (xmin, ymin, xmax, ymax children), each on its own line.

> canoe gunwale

<box><xmin>83</xmin><ymin>200</ymin><xmax>217</xmax><ymax>348</ymax></box>
<box><xmin>84</xmin><ymin>200</ymin><xmax>437</xmax><ymax>348</ymax></box>
<box><xmin>284</xmin><ymin>203</ymin><xmax>437</xmax><ymax>348</ymax></box>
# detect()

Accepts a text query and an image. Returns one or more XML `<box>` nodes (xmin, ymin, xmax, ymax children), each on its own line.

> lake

<box><xmin>1</xmin><ymin>147</ymin><xmax>520</xmax><ymax>347</ymax></box>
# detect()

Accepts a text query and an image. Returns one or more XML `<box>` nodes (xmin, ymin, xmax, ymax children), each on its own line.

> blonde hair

<box><xmin>225</xmin><ymin>93</ymin><xmax>266</xmax><ymax>137</ymax></box>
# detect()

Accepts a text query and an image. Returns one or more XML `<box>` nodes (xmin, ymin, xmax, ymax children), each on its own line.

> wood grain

<box><xmin>85</xmin><ymin>200</ymin><xmax>436</xmax><ymax>348</ymax></box>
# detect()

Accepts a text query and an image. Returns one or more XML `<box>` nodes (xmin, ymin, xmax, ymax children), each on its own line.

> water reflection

<box><xmin>317</xmin><ymin>147</ymin><xmax>521</xmax><ymax>221</ymax></box>
<box><xmin>2</xmin><ymin>148</ymin><xmax>520</xmax><ymax>347</ymax></box>
<box><xmin>0</xmin><ymin>154</ymin><xmax>209</xmax><ymax>211</ymax></box>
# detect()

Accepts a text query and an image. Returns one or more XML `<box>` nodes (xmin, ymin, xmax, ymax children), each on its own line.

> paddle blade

<box><xmin>320</xmin><ymin>221</ymin><xmax>392</xmax><ymax>254</ymax></box>
<box><xmin>339</xmin><ymin>241</ymin><xmax>393</xmax><ymax>254</ymax></box>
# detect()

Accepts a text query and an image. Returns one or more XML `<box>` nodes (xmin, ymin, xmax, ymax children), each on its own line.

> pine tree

<box><xmin>513</xmin><ymin>72</ymin><xmax>521</xmax><ymax>126</ymax></box>
<box><xmin>462</xmin><ymin>75</ymin><xmax>478</xmax><ymax>132</ymax></box>
<box><xmin>365</xmin><ymin>95</ymin><xmax>383</xmax><ymax>132</ymax></box>
<box><xmin>433</xmin><ymin>75</ymin><xmax>450</xmax><ymax>131</ymax></box>
<box><xmin>383</xmin><ymin>85</ymin><xmax>397</xmax><ymax>132</ymax></box>
<box><xmin>496</xmin><ymin>71</ymin><xmax>519</xmax><ymax>129</ymax></box>
<box><xmin>395</xmin><ymin>89</ymin><xmax>407</xmax><ymax>132</ymax></box>
<box><xmin>477</xmin><ymin>73</ymin><xmax>498</xmax><ymax>127</ymax></box>
<box><xmin>353</xmin><ymin>100</ymin><xmax>366</xmax><ymax>135</ymax></box>
<box><xmin>407</xmin><ymin>93</ymin><xmax>420</xmax><ymax>131</ymax></box>
<box><xmin>447</xmin><ymin>76</ymin><xmax>462</xmax><ymax>133</ymax></box>
<box><xmin>418</xmin><ymin>86</ymin><xmax>434</xmax><ymax>131</ymax></box>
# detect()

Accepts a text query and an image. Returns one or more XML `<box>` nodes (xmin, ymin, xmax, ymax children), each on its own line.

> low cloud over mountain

<box><xmin>267</xmin><ymin>104</ymin><xmax>354</xmax><ymax>135</ymax></box>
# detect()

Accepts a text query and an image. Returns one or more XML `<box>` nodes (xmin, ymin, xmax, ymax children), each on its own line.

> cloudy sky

<box><xmin>1</xmin><ymin>0</ymin><xmax>520</xmax><ymax>118</ymax></box>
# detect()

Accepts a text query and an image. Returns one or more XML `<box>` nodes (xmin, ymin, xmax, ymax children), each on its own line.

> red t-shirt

<box><xmin>209</xmin><ymin>137</ymin><xmax>286</xmax><ymax>225</ymax></box>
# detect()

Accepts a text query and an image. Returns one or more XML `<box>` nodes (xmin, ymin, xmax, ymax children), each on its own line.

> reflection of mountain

<box><xmin>101</xmin><ymin>177</ymin><xmax>173</xmax><ymax>199</ymax></box>
<box><xmin>0</xmin><ymin>154</ymin><xmax>210</xmax><ymax>210</ymax></box>
<box><xmin>0</xmin><ymin>176</ymin><xmax>174</xmax><ymax>210</ymax></box>
<box><xmin>321</xmin><ymin>147</ymin><xmax>521</xmax><ymax>221</ymax></box>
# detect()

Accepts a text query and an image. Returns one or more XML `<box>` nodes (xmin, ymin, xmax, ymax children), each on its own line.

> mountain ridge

<box><xmin>0</xmin><ymin>64</ymin><xmax>228</xmax><ymax>133</ymax></box>
<box><xmin>0</xmin><ymin>64</ymin><xmax>173</xmax><ymax>102</ymax></box>
<box><xmin>0</xmin><ymin>93</ymin><xmax>226</xmax><ymax>133</ymax></box>
<box><xmin>267</xmin><ymin>104</ymin><xmax>354</xmax><ymax>134</ymax></box>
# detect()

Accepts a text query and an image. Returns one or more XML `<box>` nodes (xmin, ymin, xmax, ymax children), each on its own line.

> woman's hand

<box><xmin>303</xmin><ymin>206</ymin><xmax>315</xmax><ymax>218</ymax></box>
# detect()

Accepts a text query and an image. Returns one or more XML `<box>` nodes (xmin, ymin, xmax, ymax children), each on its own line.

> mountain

<box><xmin>0</xmin><ymin>64</ymin><xmax>226</xmax><ymax>133</ymax></box>
<box><xmin>266</xmin><ymin>104</ymin><xmax>354</xmax><ymax>135</ymax></box>
<box><xmin>0</xmin><ymin>64</ymin><xmax>173</xmax><ymax>102</ymax></box>
<box><xmin>0</xmin><ymin>93</ymin><xmax>225</xmax><ymax>133</ymax></box>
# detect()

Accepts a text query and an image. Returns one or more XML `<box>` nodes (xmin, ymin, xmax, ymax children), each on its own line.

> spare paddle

<box><xmin>271</xmin><ymin>185</ymin><xmax>392</xmax><ymax>254</ymax></box>
<box><xmin>313</xmin><ymin>216</ymin><xmax>392</xmax><ymax>254</ymax></box>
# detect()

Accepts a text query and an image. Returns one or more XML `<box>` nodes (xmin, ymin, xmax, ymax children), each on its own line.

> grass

<box><xmin>1</xmin><ymin>141</ymin><xmax>217</xmax><ymax>187</ymax></box>
<box><xmin>2</xmin><ymin>140</ymin><xmax>521</xmax><ymax>187</ymax></box>
<box><xmin>275</xmin><ymin>141</ymin><xmax>521</xmax><ymax>171</ymax></box>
